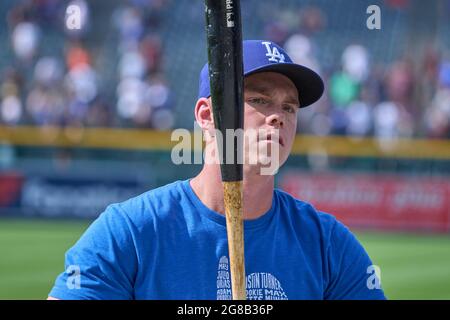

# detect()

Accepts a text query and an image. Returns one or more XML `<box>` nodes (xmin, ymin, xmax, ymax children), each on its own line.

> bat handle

<box><xmin>223</xmin><ymin>181</ymin><xmax>246</xmax><ymax>300</ymax></box>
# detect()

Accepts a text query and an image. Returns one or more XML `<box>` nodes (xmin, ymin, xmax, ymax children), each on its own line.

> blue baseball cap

<box><xmin>198</xmin><ymin>40</ymin><xmax>324</xmax><ymax>108</ymax></box>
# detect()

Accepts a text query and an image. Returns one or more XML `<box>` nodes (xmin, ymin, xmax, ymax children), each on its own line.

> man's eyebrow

<box><xmin>244</xmin><ymin>83</ymin><xmax>271</xmax><ymax>95</ymax></box>
<box><xmin>284</xmin><ymin>99</ymin><xmax>300</xmax><ymax>106</ymax></box>
<box><xmin>245</xmin><ymin>83</ymin><xmax>299</xmax><ymax>105</ymax></box>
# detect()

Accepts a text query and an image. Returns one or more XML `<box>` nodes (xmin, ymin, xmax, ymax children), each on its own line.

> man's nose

<box><xmin>266</xmin><ymin>112</ymin><xmax>284</xmax><ymax>128</ymax></box>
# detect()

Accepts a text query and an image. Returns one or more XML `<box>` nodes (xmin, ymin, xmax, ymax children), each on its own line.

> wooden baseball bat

<box><xmin>204</xmin><ymin>0</ymin><xmax>246</xmax><ymax>300</ymax></box>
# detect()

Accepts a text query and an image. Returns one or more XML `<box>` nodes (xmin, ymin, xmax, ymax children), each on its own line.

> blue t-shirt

<box><xmin>49</xmin><ymin>179</ymin><xmax>386</xmax><ymax>300</ymax></box>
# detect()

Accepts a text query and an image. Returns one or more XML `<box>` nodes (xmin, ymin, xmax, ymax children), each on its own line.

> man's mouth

<box><xmin>265</xmin><ymin>132</ymin><xmax>284</xmax><ymax>147</ymax></box>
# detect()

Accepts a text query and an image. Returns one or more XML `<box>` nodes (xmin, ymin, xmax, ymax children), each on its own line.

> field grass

<box><xmin>354</xmin><ymin>231</ymin><xmax>450</xmax><ymax>300</ymax></box>
<box><xmin>0</xmin><ymin>218</ymin><xmax>449</xmax><ymax>300</ymax></box>
<box><xmin>0</xmin><ymin>218</ymin><xmax>91</xmax><ymax>300</ymax></box>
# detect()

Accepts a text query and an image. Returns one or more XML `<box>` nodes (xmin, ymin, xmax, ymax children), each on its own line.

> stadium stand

<box><xmin>0</xmin><ymin>0</ymin><xmax>449</xmax><ymax>138</ymax></box>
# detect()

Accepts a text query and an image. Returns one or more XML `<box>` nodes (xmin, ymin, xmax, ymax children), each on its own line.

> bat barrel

<box><xmin>205</xmin><ymin>0</ymin><xmax>244</xmax><ymax>182</ymax></box>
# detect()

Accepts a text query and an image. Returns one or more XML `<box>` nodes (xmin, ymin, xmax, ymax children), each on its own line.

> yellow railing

<box><xmin>1</xmin><ymin>125</ymin><xmax>450</xmax><ymax>160</ymax></box>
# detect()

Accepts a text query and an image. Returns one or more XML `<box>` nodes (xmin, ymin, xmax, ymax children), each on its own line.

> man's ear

<box><xmin>194</xmin><ymin>97</ymin><xmax>215</xmax><ymax>134</ymax></box>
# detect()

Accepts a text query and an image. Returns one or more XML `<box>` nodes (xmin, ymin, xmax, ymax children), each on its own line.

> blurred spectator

<box><xmin>298</xmin><ymin>6</ymin><xmax>326</xmax><ymax>36</ymax></box>
<box><xmin>11</xmin><ymin>21</ymin><xmax>40</xmax><ymax>62</ymax></box>
<box><xmin>116</xmin><ymin>74</ymin><xmax>174</xmax><ymax>129</ymax></box>
<box><xmin>1</xmin><ymin>96</ymin><xmax>23</xmax><ymax>125</ymax></box>
<box><xmin>438</xmin><ymin>62</ymin><xmax>450</xmax><ymax>90</ymax></box>
<box><xmin>385</xmin><ymin>60</ymin><xmax>415</xmax><ymax>106</ymax></box>
<box><xmin>1</xmin><ymin>69</ymin><xmax>23</xmax><ymax>125</ymax></box>
<box><xmin>373</xmin><ymin>101</ymin><xmax>400</xmax><ymax>139</ymax></box>
<box><xmin>146</xmin><ymin>75</ymin><xmax>174</xmax><ymax>130</ymax></box>
<box><xmin>66</xmin><ymin>41</ymin><xmax>91</xmax><ymax>70</ymax></box>
<box><xmin>346</xmin><ymin>100</ymin><xmax>372</xmax><ymax>137</ymax></box>
<box><xmin>146</xmin><ymin>75</ymin><xmax>170</xmax><ymax>105</ymax></box>
<box><xmin>35</xmin><ymin>0</ymin><xmax>61</xmax><ymax>26</ymax></box>
<box><xmin>64</xmin><ymin>42</ymin><xmax>98</xmax><ymax>124</ymax></box>
<box><xmin>151</xmin><ymin>108</ymin><xmax>175</xmax><ymax>130</ymax></box>
<box><xmin>113</xmin><ymin>5</ymin><xmax>144</xmax><ymax>50</ymax></box>
<box><xmin>119</xmin><ymin>49</ymin><xmax>146</xmax><ymax>79</ymax></box>
<box><xmin>329</xmin><ymin>72</ymin><xmax>360</xmax><ymax>108</ymax></box>
<box><xmin>7</xmin><ymin>1</ymin><xmax>34</xmax><ymax>29</ymax></box>
<box><xmin>308</xmin><ymin>112</ymin><xmax>332</xmax><ymax>136</ymax></box>
<box><xmin>425</xmin><ymin>62</ymin><xmax>450</xmax><ymax>138</ymax></box>
<box><xmin>26</xmin><ymin>85</ymin><xmax>62</xmax><ymax>125</ymax></box>
<box><xmin>264</xmin><ymin>21</ymin><xmax>290</xmax><ymax>45</ymax></box>
<box><xmin>342</xmin><ymin>45</ymin><xmax>370</xmax><ymax>83</ymax></box>
<box><xmin>385</xmin><ymin>0</ymin><xmax>410</xmax><ymax>9</ymax></box>
<box><xmin>34</xmin><ymin>57</ymin><xmax>64</xmax><ymax>86</ymax></box>
<box><xmin>65</xmin><ymin>60</ymin><xmax>97</xmax><ymax>103</ymax></box>
<box><xmin>139</xmin><ymin>34</ymin><xmax>163</xmax><ymax>74</ymax></box>
<box><xmin>116</xmin><ymin>77</ymin><xmax>147</xmax><ymax>124</ymax></box>
<box><xmin>86</xmin><ymin>98</ymin><xmax>112</xmax><ymax>127</ymax></box>
<box><xmin>373</xmin><ymin>100</ymin><xmax>414</xmax><ymax>139</ymax></box>
<box><xmin>284</xmin><ymin>34</ymin><xmax>321</xmax><ymax>74</ymax></box>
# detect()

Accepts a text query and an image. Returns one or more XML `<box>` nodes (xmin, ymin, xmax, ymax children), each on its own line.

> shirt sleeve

<box><xmin>48</xmin><ymin>205</ymin><xmax>138</xmax><ymax>300</ymax></box>
<box><xmin>324</xmin><ymin>219</ymin><xmax>387</xmax><ymax>300</ymax></box>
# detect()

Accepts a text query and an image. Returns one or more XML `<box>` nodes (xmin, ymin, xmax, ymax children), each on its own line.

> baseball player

<box><xmin>48</xmin><ymin>40</ymin><xmax>386</xmax><ymax>300</ymax></box>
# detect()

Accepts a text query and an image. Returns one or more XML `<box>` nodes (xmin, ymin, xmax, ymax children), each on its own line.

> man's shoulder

<box><xmin>104</xmin><ymin>179</ymin><xmax>188</xmax><ymax>221</ymax></box>
<box><xmin>274</xmin><ymin>188</ymin><xmax>364</xmax><ymax>262</ymax></box>
<box><xmin>274</xmin><ymin>188</ymin><xmax>340</xmax><ymax>240</ymax></box>
<box><xmin>122</xmin><ymin>179</ymin><xmax>186</xmax><ymax>205</ymax></box>
<box><xmin>274</xmin><ymin>188</ymin><xmax>338</xmax><ymax>225</ymax></box>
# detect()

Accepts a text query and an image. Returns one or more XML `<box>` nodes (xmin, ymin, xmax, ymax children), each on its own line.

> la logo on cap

<box><xmin>262</xmin><ymin>41</ymin><xmax>285</xmax><ymax>63</ymax></box>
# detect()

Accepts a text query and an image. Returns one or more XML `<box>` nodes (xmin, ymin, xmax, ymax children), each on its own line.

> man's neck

<box><xmin>190</xmin><ymin>164</ymin><xmax>274</xmax><ymax>220</ymax></box>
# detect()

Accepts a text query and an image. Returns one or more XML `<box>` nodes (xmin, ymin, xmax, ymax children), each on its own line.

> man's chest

<box><xmin>133</xmin><ymin>234</ymin><xmax>324</xmax><ymax>300</ymax></box>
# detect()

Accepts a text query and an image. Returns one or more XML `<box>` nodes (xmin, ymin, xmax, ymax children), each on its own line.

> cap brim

<box><xmin>245</xmin><ymin>63</ymin><xmax>324</xmax><ymax>108</ymax></box>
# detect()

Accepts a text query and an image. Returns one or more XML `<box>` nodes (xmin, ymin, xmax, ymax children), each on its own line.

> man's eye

<box><xmin>248</xmin><ymin>97</ymin><xmax>269</xmax><ymax>105</ymax></box>
<box><xmin>283</xmin><ymin>105</ymin><xmax>297</xmax><ymax>113</ymax></box>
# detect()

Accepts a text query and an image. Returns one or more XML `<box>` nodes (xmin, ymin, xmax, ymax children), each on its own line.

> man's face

<box><xmin>243</xmin><ymin>71</ymin><xmax>299</xmax><ymax>172</ymax></box>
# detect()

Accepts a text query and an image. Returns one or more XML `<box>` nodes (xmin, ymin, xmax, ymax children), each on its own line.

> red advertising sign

<box><xmin>280</xmin><ymin>172</ymin><xmax>450</xmax><ymax>232</ymax></box>
<box><xmin>0</xmin><ymin>171</ymin><xmax>23</xmax><ymax>208</ymax></box>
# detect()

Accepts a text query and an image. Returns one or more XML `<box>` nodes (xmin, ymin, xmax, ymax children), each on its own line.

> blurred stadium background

<box><xmin>0</xmin><ymin>0</ymin><xmax>450</xmax><ymax>299</ymax></box>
